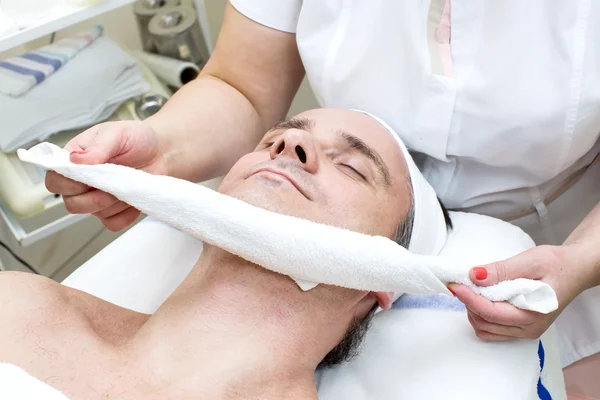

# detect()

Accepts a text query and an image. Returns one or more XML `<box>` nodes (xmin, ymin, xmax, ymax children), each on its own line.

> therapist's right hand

<box><xmin>45</xmin><ymin>120</ymin><xmax>168</xmax><ymax>231</ymax></box>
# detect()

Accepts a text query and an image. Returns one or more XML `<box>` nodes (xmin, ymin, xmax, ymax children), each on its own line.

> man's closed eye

<box><xmin>339</xmin><ymin>163</ymin><xmax>366</xmax><ymax>181</ymax></box>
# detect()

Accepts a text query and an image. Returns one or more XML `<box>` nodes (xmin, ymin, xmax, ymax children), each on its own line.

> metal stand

<box><xmin>0</xmin><ymin>204</ymin><xmax>88</xmax><ymax>247</ymax></box>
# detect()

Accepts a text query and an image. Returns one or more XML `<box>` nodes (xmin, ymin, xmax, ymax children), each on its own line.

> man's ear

<box><xmin>372</xmin><ymin>292</ymin><xmax>394</xmax><ymax>310</ymax></box>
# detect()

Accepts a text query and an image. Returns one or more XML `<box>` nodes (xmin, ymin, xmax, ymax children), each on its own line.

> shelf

<box><xmin>0</xmin><ymin>0</ymin><xmax>135</xmax><ymax>54</ymax></box>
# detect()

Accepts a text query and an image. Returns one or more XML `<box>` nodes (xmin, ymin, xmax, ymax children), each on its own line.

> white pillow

<box><xmin>316</xmin><ymin>212</ymin><xmax>566</xmax><ymax>400</ymax></box>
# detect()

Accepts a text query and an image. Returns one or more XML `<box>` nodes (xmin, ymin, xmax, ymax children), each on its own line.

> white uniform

<box><xmin>230</xmin><ymin>0</ymin><xmax>600</xmax><ymax>366</ymax></box>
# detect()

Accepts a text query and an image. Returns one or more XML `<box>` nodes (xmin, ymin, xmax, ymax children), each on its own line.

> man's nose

<box><xmin>270</xmin><ymin>129</ymin><xmax>319</xmax><ymax>173</ymax></box>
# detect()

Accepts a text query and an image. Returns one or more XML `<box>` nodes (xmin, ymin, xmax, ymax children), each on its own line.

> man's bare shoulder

<box><xmin>0</xmin><ymin>271</ymin><xmax>72</xmax><ymax>320</ymax></box>
<box><xmin>0</xmin><ymin>271</ymin><xmax>149</xmax><ymax>346</ymax></box>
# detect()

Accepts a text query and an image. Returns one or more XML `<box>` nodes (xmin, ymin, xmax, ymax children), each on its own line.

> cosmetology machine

<box><xmin>133</xmin><ymin>0</ymin><xmax>210</xmax><ymax>67</ymax></box>
<box><xmin>0</xmin><ymin>0</ymin><xmax>213</xmax><ymax>277</ymax></box>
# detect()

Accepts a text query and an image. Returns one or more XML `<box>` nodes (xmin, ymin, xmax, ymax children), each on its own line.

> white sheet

<box><xmin>0</xmin><ymin>363</ymin><xmax>69</xmax><ymax>400</ymax></box>
<box><xmin>64</xmin><ymin>218</ymin><xmax>201</xmax><ymax>313</ymax></box>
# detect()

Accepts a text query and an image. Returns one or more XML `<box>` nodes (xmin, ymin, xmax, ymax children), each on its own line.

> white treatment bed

<box><xmin>62</xmin><ymin>212</ymin><xmax>567</xmax><ymax>400</ymax></box>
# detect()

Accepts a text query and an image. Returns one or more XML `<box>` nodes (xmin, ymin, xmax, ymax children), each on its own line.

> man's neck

<box><xmin>128</xmin><ymin>245</ymin><xmax>360</xmax><ymax>399</ymax></box>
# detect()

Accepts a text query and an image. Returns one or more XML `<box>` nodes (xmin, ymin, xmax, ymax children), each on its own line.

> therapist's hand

<box><xmin>45</xmin><ymin>120</ymin><xmax>168</xmax><ymax>231</ymax></box>
<box><xmin>449</xmin><ymin>244</ymin><xmax>591</xmax><ymax>341</ymax></box>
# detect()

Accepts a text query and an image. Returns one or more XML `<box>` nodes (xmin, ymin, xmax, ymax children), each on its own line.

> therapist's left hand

<box><xmin>449</xmin><ymin>244</ymin><xmax>591</xmax><ymax>341</ymax></box>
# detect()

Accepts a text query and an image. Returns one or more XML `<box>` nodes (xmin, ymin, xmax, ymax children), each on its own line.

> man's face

<box><xmin>218</xmin><ymin>108</ymin><xmax>411</xmax><ymax>241</ymax></box>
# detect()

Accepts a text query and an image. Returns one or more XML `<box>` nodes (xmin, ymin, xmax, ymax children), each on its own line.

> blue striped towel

<box><xmin>0</xmin><ymin>25</ymin><xmax>104</xmax><ymax>97</ymax></box>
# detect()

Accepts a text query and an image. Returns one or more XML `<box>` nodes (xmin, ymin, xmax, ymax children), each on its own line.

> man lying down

<box><xmin>0</xmin><ymin>109</ymin><xmax>452</xmax><ymax>399</ymax></box>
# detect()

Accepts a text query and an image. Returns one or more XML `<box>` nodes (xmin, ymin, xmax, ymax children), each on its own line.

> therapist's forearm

<box><xmin>143</xmin><ymin>3</ymin><xmax>304</xmax><ymax>183</ymax></box>
<box><xmin>563</xmin><ymin>200</ymin><xmax>600</xmax><ymax>289</ymax></box>
<box><xmin>145</xmin><ymin>75</ymin><xmax>266</xmax><ymax>182</ymax></box>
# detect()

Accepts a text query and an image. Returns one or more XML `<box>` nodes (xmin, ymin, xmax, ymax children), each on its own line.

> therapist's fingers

<box><xmin>468</xmin><ymin>247</ymin><xmax>550</xmax><ymax>287</ymax></box>
<box><xmin>467</xmin><ymin>313</ymin><xmax>515</xmax><ymax>342</ymax></box>
<box><xmin>63</xmin><ymin>190</ymin><xmax>120</xmax><ymax>215</ymax></box>
<box><xmin>100</xmin><ymin>207</ymin><xmax>140</xmax><ymax>232</ymax></box>
<box><xmin>467</xmin><ymin>311</ymin><xmax>523</xmax><ymax>337</ymax></box>
<box><xmin>64</xmin><ymin>123</ymin><xmax>126</xmax><ymax>165</ymax></box>
<box><xmin>449</xmin><ymin>283</ymin><xmax>536</xmax><ymax>326</ymax></box>
<box><xmin>45</xmin><ymin>125</ymin><xmax>119</xmax><ymax>197</ymax></box>
<box><xmin>45</xmin><ymin>171</ymin><xmax>89</xmax><ymax>196</ymax></box>
<box><xmin>92</xmin><ymin>201</ymin><xmax>131</xmax><ymax>220</ymax></box>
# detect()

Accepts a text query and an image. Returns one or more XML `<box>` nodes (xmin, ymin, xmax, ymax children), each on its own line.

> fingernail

<box><xmin>448</xmin><ymin>287</ymin><xmax>456</xmax><ymax>296</ymax></box>
<box><xmin>473</xmin><ymin>267</ymin><xmax>488</xmax><ymax>280</ymax></box>
<box><xmin>71</xmin><ymin>151</ymin><xmax>86</xmax><ymax>155</ymax></box>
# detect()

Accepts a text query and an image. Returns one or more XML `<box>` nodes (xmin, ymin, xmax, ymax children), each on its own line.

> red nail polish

<box><xmin>448</xmin><ymin>287</ymin><xmax>456</xmax><ymax>296</ymax></box>
<box><xmin>474</xmin><ymin>267</ymin><xmax>488</xmax><ymax>280</ymax></box>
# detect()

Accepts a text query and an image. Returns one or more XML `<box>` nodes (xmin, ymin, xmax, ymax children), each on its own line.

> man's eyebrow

<box><xmin>268</xmin><ymin>117</ymin><xmax>315</xmax><ymax>133</ymax></box>
<box><xmin>337</xmin><ymin>130</ymin><xmax>391</xmax><ymax>187</ymax></box>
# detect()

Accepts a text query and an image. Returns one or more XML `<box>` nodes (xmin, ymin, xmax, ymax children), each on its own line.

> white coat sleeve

<box><xmin>229</xmin><ymin>0</ymin><xmax>302</xmax><ymax>33</ymax></box>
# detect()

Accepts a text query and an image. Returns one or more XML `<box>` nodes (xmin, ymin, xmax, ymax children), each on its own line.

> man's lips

<box><xmin>252</xmin><ymin>167</ymin><xmax>310</xmax><ymax>200</ymax></box>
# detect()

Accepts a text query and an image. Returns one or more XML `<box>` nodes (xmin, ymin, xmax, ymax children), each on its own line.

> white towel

<box><xmin>18</xmin><ymin>143</ymin><xmax>558</xmax><ymax>313</ymax></box>
<box><xmin>354</xmin><ymin>110</ymin><xmax>448</xmax><ymax>259</ymax></box>
<box><xmin>0</xmin><ymin>26</ymin><xmax>104</xmax><ymax>97</ymax></box>
<box><xmin>0</xmin><ymin>363</ymin><xmax>69</xmax><ymax>400</ymax></box>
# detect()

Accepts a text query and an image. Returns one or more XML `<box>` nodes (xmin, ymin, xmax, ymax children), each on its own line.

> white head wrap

<box><xmin>354</xmin><ymin>110</ymin><xmax>449</xmax><ymax>304</ymax></box>
<box><xmin>355</xmin><ymin>110</ymin><xmax>448</xmax><ymax>257</ymax></box>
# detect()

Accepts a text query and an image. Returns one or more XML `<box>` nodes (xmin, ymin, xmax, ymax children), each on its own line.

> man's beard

<box><xmin>317</xmin><ymin>305</ymin><xmax>377</xmax><ymax>370</ymax></box>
